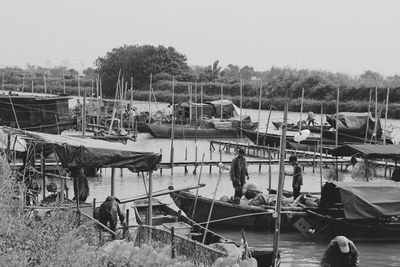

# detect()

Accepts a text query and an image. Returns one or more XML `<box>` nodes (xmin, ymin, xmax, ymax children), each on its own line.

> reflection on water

<box><xmin>64</xmin><ymin>101</ymin><xmax>400</xmax><ymax>266</ymax></box>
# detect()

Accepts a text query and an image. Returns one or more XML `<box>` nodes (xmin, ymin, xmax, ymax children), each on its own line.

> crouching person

<box><xmin>98</xmin><ymin>196</ymin><xmax>126</xmax><ymax>239</ymax></box>
<box><xmin>321</xmin><ymin>235</ymin><xmax>360</xmax><ymax>267</ymax></box>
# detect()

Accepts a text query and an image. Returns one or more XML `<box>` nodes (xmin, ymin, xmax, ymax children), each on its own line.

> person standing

<box><xmin>306</xmin><ymin>111</ymin><xmax>315</xmax><ymax>126</ymax></box>
<box><xmin>321</xmin><ymin>235</ymin><xmax>360</xmax><ymax>267</ymax></box>
<box><xmin>230</xmin><ymin>148</ymin><xmax>249</xmax><ymax>198</ymax></box>
<box><xmin>286</xmin><ymin>155</ymin><xmax>303</xmax><ymax>200</ymax></box>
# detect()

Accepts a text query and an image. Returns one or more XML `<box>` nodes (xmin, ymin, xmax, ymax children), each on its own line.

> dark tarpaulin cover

<box><xmin>325</xmin><ymin>182</ymin><xmax>400</xmax><ymax>219</ymax></box>
<box><xmin>330</xmin><ymin>144</ymin><xmax>400</xmax><ymax>159</ymax></box>
<box><xmin>326</xmin><ymin>112</ymin><xmax>381</xmax><ymax>138</ymax></box>
<box><xmin>24</xmin><ymin>131</ymin><xmax>161</xmax><ymax>172</ymax></box>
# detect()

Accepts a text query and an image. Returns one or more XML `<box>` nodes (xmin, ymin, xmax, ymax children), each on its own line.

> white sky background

<box><xmin>1</xmin><ymin>0</ymin><xmax>399</xmax><ymax>76</ymax></box>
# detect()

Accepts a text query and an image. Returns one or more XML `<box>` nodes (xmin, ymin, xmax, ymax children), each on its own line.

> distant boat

<box><xmin>0</xmin><ymin>94</ymin><xmax>75</xmax><ymax>134</ymax></box>
<box><xmin>272</xmin><ymin>121</ymin><xmax>331</xmax><ymax>133</ymax></box>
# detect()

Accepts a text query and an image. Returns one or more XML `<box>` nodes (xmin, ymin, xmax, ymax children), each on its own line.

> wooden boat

<box><xmin>0</xmin><ymin>95</ymin><xmax>75</xmax><ymax>134</ymax></box>
<box><xmin>297</xmin><ymin>181</ymin><xmax>400</xmax><ymax>241</ymax></box>
<box><xmin>132</xmin><ymin>198</ymin><xmax>274</xmax><ymax>266</ymax></box>
<box><xmin>272</xmin><ymin>121</ymin><xmax>331</xmax><ymax>133</ymax></box>
<box><xmin>170</xmin><ymin>188</ymin><xmax>305</xmax><ymax>231</ymax></box>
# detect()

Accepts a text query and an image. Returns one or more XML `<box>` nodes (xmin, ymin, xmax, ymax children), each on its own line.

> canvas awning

<box><xmin>329</xmin><ymin>144</ymin><xmax>400</xmax><ymax>159</ymax></box>
<box><xmin>320</xmin><ymin>181</ymin><xmax>400</xmax><ymax>219</ymax></box>
<box><xmin>23</xmin><ymin>131</ymin><xmax>162</xmax><ymax>172</ymax></box>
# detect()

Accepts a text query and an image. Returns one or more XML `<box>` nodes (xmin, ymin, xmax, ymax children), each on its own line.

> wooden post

<box><xmin>41</xmin><ymin>146</ymin><xmax>46</xmax><ymax>199</ymax></box>
<box><xmin>192</xmin><ymin>153</ymin><xmax>205</xmax><ymax>219</ymax></box>
<box><xmin>299</xmin><ymin>87</ymin><xmax>304</xmax><ymax>132</ymax></box>
<box><xmin>21</xmin><ymin>73</ymin><xmax>25</xmax><ymax>93</ymax></box>
<box><xmin>373</xmin><ymin>86</ymin><xmax>378</xmax><ymax>142</ymax></box>
<box><xmin>1</xmin><ymin>72</ymin><xmax>4</xmax><ymax>93</ymax></box>
<box><xmin>268</xmin><ymin>146</ymin><xmax>272</xmax><ymax>191</ymax></box>
<box><xmin>193</xmin><ymin>146</ymin><xmax>198</xmax><ymax>175</ymax></box>
<box><xmin>31</xmin><ymin>79</ymin><xmax>34</xmax><ymax>93</ymax></box>
<box><xmin>256</xmin><ymin>80</ymin><xmax>262</xmax><ymax>145</ymax></box>
<box><xmin>335</xmin><ymin>87</ymin><xmax>339</xmax><ymax>147</ymax></box>
<box><xmin>82</xmin><ymin>94</ymin><xmax>86</xmax><ymax>137</ymax></box>
<box><xmin>220</xmin><ymin>84</ymin><xmax>223</xmax><ymax>120</ymax></box>
<box><xmin>209</xmin><ymin>145</ymin><xmax>213</xmax><ymax>174</ymax></box>
<box><xmin>148</xmin><ymin>172</ymin><xmax>153</xmax><ymax>227</ymax></box>
<box><xmin>149</xmin><ymin>73</ymin><xmax>152</xmax><ymax>121</ymax></box>
<box><xmin>200</xmin><ymin>83</ymin><xmax>204</xmax><ymax>119</ymax></box>
<box><xmin>111</xmin><ymin>168</ymin><xmax>115</xmax><ymax>196</ymax></box>
<box><xmin>43</xmin><ymin>73</ymin><xmax>47</xmax><ymax>94</ymax></box>
<box><xmin>93</xmin><ymin>198</ymin><xmax>96</xmax><ymax>217</ymax></box>
<box><xmin>60</xmin><ymin>172</ymin><xmax>65</xmax><ymax>204</ymax></box>
<box><xmin>320</xmin><ymin>104</ymin><xmax>323</xmax><ymax>191</ymax></box>
<box><xmin>312</xmin><ymin>146</ymin><xmax>316</xmax><ymax>173</ymax></box>
<box><xmin>160</xmin><ymin>148</ymin><xmax>163</xmax><ymax>175</ymax></box>
<box><xmin>63</xmin><ymin>70</ymin><xmax>66</xmax><ymax>94</ymax></box>
<box><xmin>171</xmin><ymin>227</ymin><xmax>175</xmax><ymax>258</ymax></box>
<box><xmin>365</xmin><ymin>88</ymin><xmax>372</xmax><ymax>142</ymax></box>
<box><xmin>272</xmin><ymin>102</ymin><xmax>288</xmax><ymax>266</ymax></box>
<box><xmin>384</xmin><ymin>87</ymin><xmax>390</xmax><ymax>145</ymax></box>
<box><xmin>170</xmin><ymin>78</ymin><xmax>175</xmax><ymax>175</ymax></box>
<box><xmin>239</xmin><ymin>81</ymin><xmax>243</xmax><ymax>138</ymax></box>
<box><xmin>78</xmin><ymin>76</ymin><xmax>81</xmax><ymax>97</ymax></box>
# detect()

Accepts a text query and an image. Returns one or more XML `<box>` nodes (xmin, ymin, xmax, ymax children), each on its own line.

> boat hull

<box><xmin>146</xmin><ymin>123</ymin><xmax>242</xmax><ymax>138</ymax></box>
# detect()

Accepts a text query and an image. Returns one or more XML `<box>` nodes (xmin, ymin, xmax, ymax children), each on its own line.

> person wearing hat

<box><xmin>321</xmin><ymin>235</ymin><xmax>360</xmax><ymax>267</ymax></box>
<box><xmin>285</xmin><ymin>155</ymin><xmax>303</xmax><ymax>200</ymax></box>
<box><xmin>230</xmin><ymin>148</ymin><xmax>249</xmax><ymax>198</ymax></box>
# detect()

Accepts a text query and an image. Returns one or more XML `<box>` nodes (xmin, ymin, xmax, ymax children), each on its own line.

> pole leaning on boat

<box><xmin>272</xmin><ymin>101</ymin><xmax>288</xmax><ymax>266</ymax></box>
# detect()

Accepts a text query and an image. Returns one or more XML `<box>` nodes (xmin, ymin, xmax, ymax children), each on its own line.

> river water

<box><xmin>65</xmin><ymin>100</ymin><xmax>400</xmax><ymax>266</ymax></box>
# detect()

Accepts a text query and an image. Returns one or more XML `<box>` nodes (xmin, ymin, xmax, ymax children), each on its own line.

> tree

<box><xmin>203</xmin><ymin>60</ymin><xmax>221</xmax><ymax>83</ymax></box>
<box><xmin>220</xmin><ymin>64</ymin><xmax>240</xmax><ymax>83</ymax></box>
<box><xmin>83</xmin><ymin>67</ymin><xmax>97</xmax><ymax>79</ymax></box>
<box><xmin>95</xmin><ymin>45</ymin><xmax>191</xmax><ymax>96</ymax></box>
<box><xmin>239</xmin><ymin>65</ymin><xmax>255</xmax><ymax>81</ymax></box>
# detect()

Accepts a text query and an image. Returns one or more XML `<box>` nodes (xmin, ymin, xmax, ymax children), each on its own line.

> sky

<box><xmin>1</xmin><ymin>0</ymin><xmax>400</xmax><ymax>76</ymax></box>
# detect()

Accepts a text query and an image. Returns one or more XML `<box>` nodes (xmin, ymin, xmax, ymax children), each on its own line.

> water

<box><xmin>63</xmin><ymin>100</ymin><xmax>400</xmax><ymax>266</ymax></box>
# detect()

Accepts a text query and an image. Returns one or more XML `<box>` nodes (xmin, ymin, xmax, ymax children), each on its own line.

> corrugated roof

<box><xmin>330</xmin><ymin>144</ymin><xmax>400</xmax><ymax>159</ymax></box>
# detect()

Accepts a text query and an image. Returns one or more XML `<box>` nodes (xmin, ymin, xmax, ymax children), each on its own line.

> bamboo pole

<box><xmin>320</xmin><ymin>104</ymin><xmax>323</xmax><ymax>191</ymax></box>
<box><xmin>191</xmin><ymin>153</ymin><xmax>205</xmax><ymax>219</ymax></box>
<box><xmin>384</xmin><ymin>87</ymin><xmax>390</xmax><ymax>145</ymax></box>
<box><xmin>148</xmin><ymin>172</ymin><xmax>153</xmax><ymax>227</ymax></box>
<box><xmin>1</xmin><ymin>73</ymin><xmax>4</xmax><ymax>93</ymax></box>
<box><xmin>9</xmin><ymin>95</ymin><xmax>20</xmax><ymax>129</ymax></box>
<box><xmin>240</xmin><ymin>81</ymin><xmax>243</xmax><ymax>138</ymax></box>
<box><xmin>21</xmin><ymin>73</ymin><xmax>25</xmax><ymax>93</ymax></box>
<box><xmin>111</xmin><ymin>167</ymin><xmax>115</xmax><ymax>196</ymax></box>
<box><xmin>272</xmin><ymin>102</ymin><xmax>288</xmax><ymax>266</ymax></box>
<box><xmin>96</xmin><ymin>76</ymin><xmax>100</xmax><ymax>125</ymax></box>
<box><xmin>82</xmin><ymin>94</ymin><xmax>86</xmax><ymax>137</ymax></box>
<box><xmin>335</xmin><ymin>87</ymin><xmax>339</xmax><ymax>147</ymax></box>
<box><xmin>201</xmin><ymin>83</ymin><xmax>204</xmax><ymax>119</ymax></box>
<box><xmin>256</xmin><ymin>80</ymin><xmax>262</xmax><ymax>145</ymax></box>
<box><xmin>365</xmin><ymin>88</ymin><xmax>372</xmax><ymax>142</ymax></box>
<box><xmin>189</xmin><ymin>84</ymin><xmax>192</xmax><ymax>124</ymax></box>
<box><xmin>149</xmin><ymin>73</ymin><xmax>152</xmax><ymax>120</ymax></box>
<box><xmin>170</xmin><ymin>78</ymin><xmax>175</xmax><ymax>175</ymax></box>
<box><xmin>373</xmin><ymin>86</ymin><xmax>378</xmax><ymax>141</ymax></box>
<box><xmin>220</xmin><ymin>84</ymin><xmax>223</xmax><ymax>120</ymax></box>
<box><xmin>63</xmin><ymin>70</ymin><xmax>66</xmax><ymax>94</ymax></box>
<box><xmin>299</xmin><ymin>88</ymin><xmax>304</xmax><ymax>132</ymax></box>
<box><xmin>78</xmin><ymin>76</ymin><xmax>81</xmax><ymax>98</ymax></box>
<box><xmin>194</xmin><ymin>82</ymin><xmax>198</xmax><ymax>122</ymax></box>
<box><xmin>31</xmin><ymin>79</ymin><xmax>34</xmax><ymax>93</ymax></box>
<box><xmin>43</xmin><ymin>73</ymin><xmax>47</xmax><ymax>94</ymax></box>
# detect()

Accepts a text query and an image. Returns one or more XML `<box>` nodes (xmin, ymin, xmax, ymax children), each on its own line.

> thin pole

<box><xmin>373</xmin><ymin>86</ymin><xmax>378</xmax><ymax>141</ymax></box>
<box><xmin>149</xmin><ymin>73</ymin><xmax>152</xmax><ymax>120</ymax></box>
<box><xmin>320</xmin><ymin>104</ymin><xmax>323</xmax><ymax>191</ymax></box>
<box><xmin>220</xmin><ymin>84</ymin><xmax>223</xmax><ymax>120</ymax></box>
<box><xmin>335</xmin><ymin>87</ymin><xmax>339</xmax><ymax>147</ymax></box>
<box><xmin>1</xmin><ymin>73</ymin><xmax>4</xmax><ymax>93</ymax></box>
<box><xmin>148</xmin><ymin>172</ymin><xmax>153</xmax><ymax>227</ymax></box>
<box><xmin>265</xmin><ymin>105</ymin><xmax>273</xmax><ymax>134</ymax></box>
<box><xmin>31</xmin><ymin>79</ymin><xmax>34</xmax><ymax>93</ymax></box>
<box><xmin>194</xmin><ymin>83</ymin><xmax>198</xmax><ymax>122</ymax></box>
<box><xmin>21</xmin><ymin>73</ymin><xmax>25</xmax><ymax>93</ymax></box>
<box><xmin>43</xmin><ymin>73</ymin><xmax>47</xmax><ymax>94</ymax></box>
<box><xmin>170</xmin><ymin>78</ymin><xmax>175</xmax><ymax>175</ymax></box>
<box><xmin>201</xmin><ymin>83</ymin><xmax>204</xmax><ymax>119</ymax></box>
<box><xmin>256</xmin><ymin>80</ymin><xmax>262</xmax><ymax>145</ymax></box>
<box><xmin>130</xmin><ymin>77</ymin><xmax>134</xmax><ymax>129</ymax></box>
<box><xmin>299</xmin><ymin>88</ymin><xmax>304</xmax><ymax>132</ymax></box>
<box><xmin>189</xmin><ymin>84</ymin><xmax>192</xmax><ymax>124</ymax></box>
<box><xmin>82</xmin><ymin>94</ymin><xmax>86</xmax><ymax>137</ymax></box>
<box><xmin>191</xmin><ymin>153</ymin><xmax>205</xmax><ymax>219</ymax></box>
<box><xmin>111</xmin><ymin>168</ymin><xmax>115</xmax><ymax>196</ymax></box>
<box><xmin>9</xmin><ymin>95</ymin><xmax>20</xmax><ymax>129</ymax></box>
<box><xmin>240</xmin><ymin>81</ymin><xmax>243</xmax><ymax>138</ymax></box>
<box><xmin>63</xmin><ymin>70</ymin><xmax>66</xmax><ymax>94</ymax></box>
<box><xmin>272</xmin><ymin>102</ymin><xmax>288</xmax><ymax>266</ymax></box>
<box><xmin>78</xmin><ymin>76</ymin><xmax>81</xmax><ymax>98</ymax></box>
<box><xmin>202</xmin><ymin>165</ymin><xmax>223</xmax><ymax>244</ymax></box>
<box><xmin>365</xmin><ymin>88</ymin><xmax>372</xmax><ymax>142</ymax></box>
<box><xmin>384</xmin><ymin>87</ymin><xmax>390</xmax><ymax>145</ymax></box>
<box><xmin>96</xmin><ymin>76</ymin><xmax>100</xmax><ymax>125</ymax></box>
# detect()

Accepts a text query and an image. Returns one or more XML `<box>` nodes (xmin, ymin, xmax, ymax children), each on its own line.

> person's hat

<box><xmin>336</xmin><ymin>236</ymin><xmax>350</xmax><ymax>253</ymax></box>
<box><xmin>238</xmin><ymin>148</ymin><xmax>245</xmax><ymax>154</ymax></box>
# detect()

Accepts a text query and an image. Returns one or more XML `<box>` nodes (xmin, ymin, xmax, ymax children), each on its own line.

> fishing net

<box><xmin>134</xmin><ymin>225</ymin><xmax>227</xmax><ymax>266</ymax></box>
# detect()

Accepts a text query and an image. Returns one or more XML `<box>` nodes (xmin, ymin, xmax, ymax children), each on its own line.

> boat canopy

<box><xmin>207</xmin><ymin>100</ymin><xmax>239</xmax><ymax>118</ymax></box>
<box><xmin>23</xmin><ymin>131</ymin><xmax>162</xmax><ymax>172</ymax></box>
<box><xmin>329</xmin><ymin>144</ymin><xmax>400</xmax><ymax>160</ymax></box>
<box><xmin>320</xmin><ymin>182</ymin><xmax>400</xmax><ymax>219</ymax></box>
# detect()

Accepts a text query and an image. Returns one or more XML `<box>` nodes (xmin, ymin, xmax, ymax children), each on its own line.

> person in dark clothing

<box><xmin>71</xmin><ymin>167</ymin><xmax>89</xmax><ymax>202</ymax></box>
<box><xmin>230</xmin><ymin>148</ymin><xmax>249</xmax><ymax>198</ymax></box>
<box><xmin>321</xmin><ymin>235</ymin><xmax>360</xmax><ymax>267</ymax></box>
<box><xmin>286</xmin><ymin>155</ymin><xmax>303</xmax><ymax>200</ymax></box>
<box><xmin>98</xmin><ymin>196</ymin><xmax>126</xmax><ymax>239</ymax></box>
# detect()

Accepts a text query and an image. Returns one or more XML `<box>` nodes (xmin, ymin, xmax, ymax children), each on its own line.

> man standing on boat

<box><xmin>230</xmin><ymin>148</ymin><xmax>249</xmax><ymax>198</ymax></box>
<box><xmin>286</xmin><ymin>155</ymin><xmax>303</xmax><ymax>200</ymax></box>
<box><xmin>306</xmin><ymin>111</ymin><xmax>315</xmax><ymax>126</ymax></box>
<box><xmin>321</xmin><ymin>235</ymin><xmax>360</xmax><ymax>267</ymax></box>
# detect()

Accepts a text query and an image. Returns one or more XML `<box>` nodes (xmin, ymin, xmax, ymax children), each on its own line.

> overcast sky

<box><xmin>1</xmin><ymin>0</ymin><xmax>399</xmax><ymax>76</ymax></box>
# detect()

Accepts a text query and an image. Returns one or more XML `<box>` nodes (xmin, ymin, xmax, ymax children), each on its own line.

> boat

<box><xmin>0</xmin><ymin>94</ymin><xmax>76</xmax><ymax>134</ymax></box>
<box><xmin>145</xmin><ymin>99</ymin><xmax>258</xmax><ymax>138</ymax></box>
<box><xmin>272</xmin><ymin>121</ymin><xmax>331</xmax><ymax>133</ymax></box>
<box><xmin>169</xmin><ymin>187</ymin><xmax>306</xmax><ymax>231</ymax></box>
<box><xmin>242</xmin><ymin>129</ymin><xmax>336</xmax><ymax>151</ymax></box>
<box><xmin>132</xmin><ymin>197</ymin><xmax>274</xmax><ymax>266</ymax></box>
<box><xmin>294</xmin><ymin>144</ymin><xmax>400</xmax><ymax>241</ymax></box>
<box><xmin>323</xmin><ymin>112</ymin><xmax>392</xmax><ymax>144</ymax></box>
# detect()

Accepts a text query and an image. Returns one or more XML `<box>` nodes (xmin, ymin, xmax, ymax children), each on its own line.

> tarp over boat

<box><xmin>320</xmin><ymin>182</ymin><xmax>400</xmax><ymax>219</ymax></box>
<box><xmin>326</xmin><ymin>112</ymin><xmax>381</xmax><ymax>139</ymax></box>
<box><xmin>329</xmin><ymin>144</ymin><xmax>400</xmax><ymax>159</ymax></box>
<box><xmin>23</xmin><ymin>130</ymin><xmax>162</xmax><ymax>172</ymax></box>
